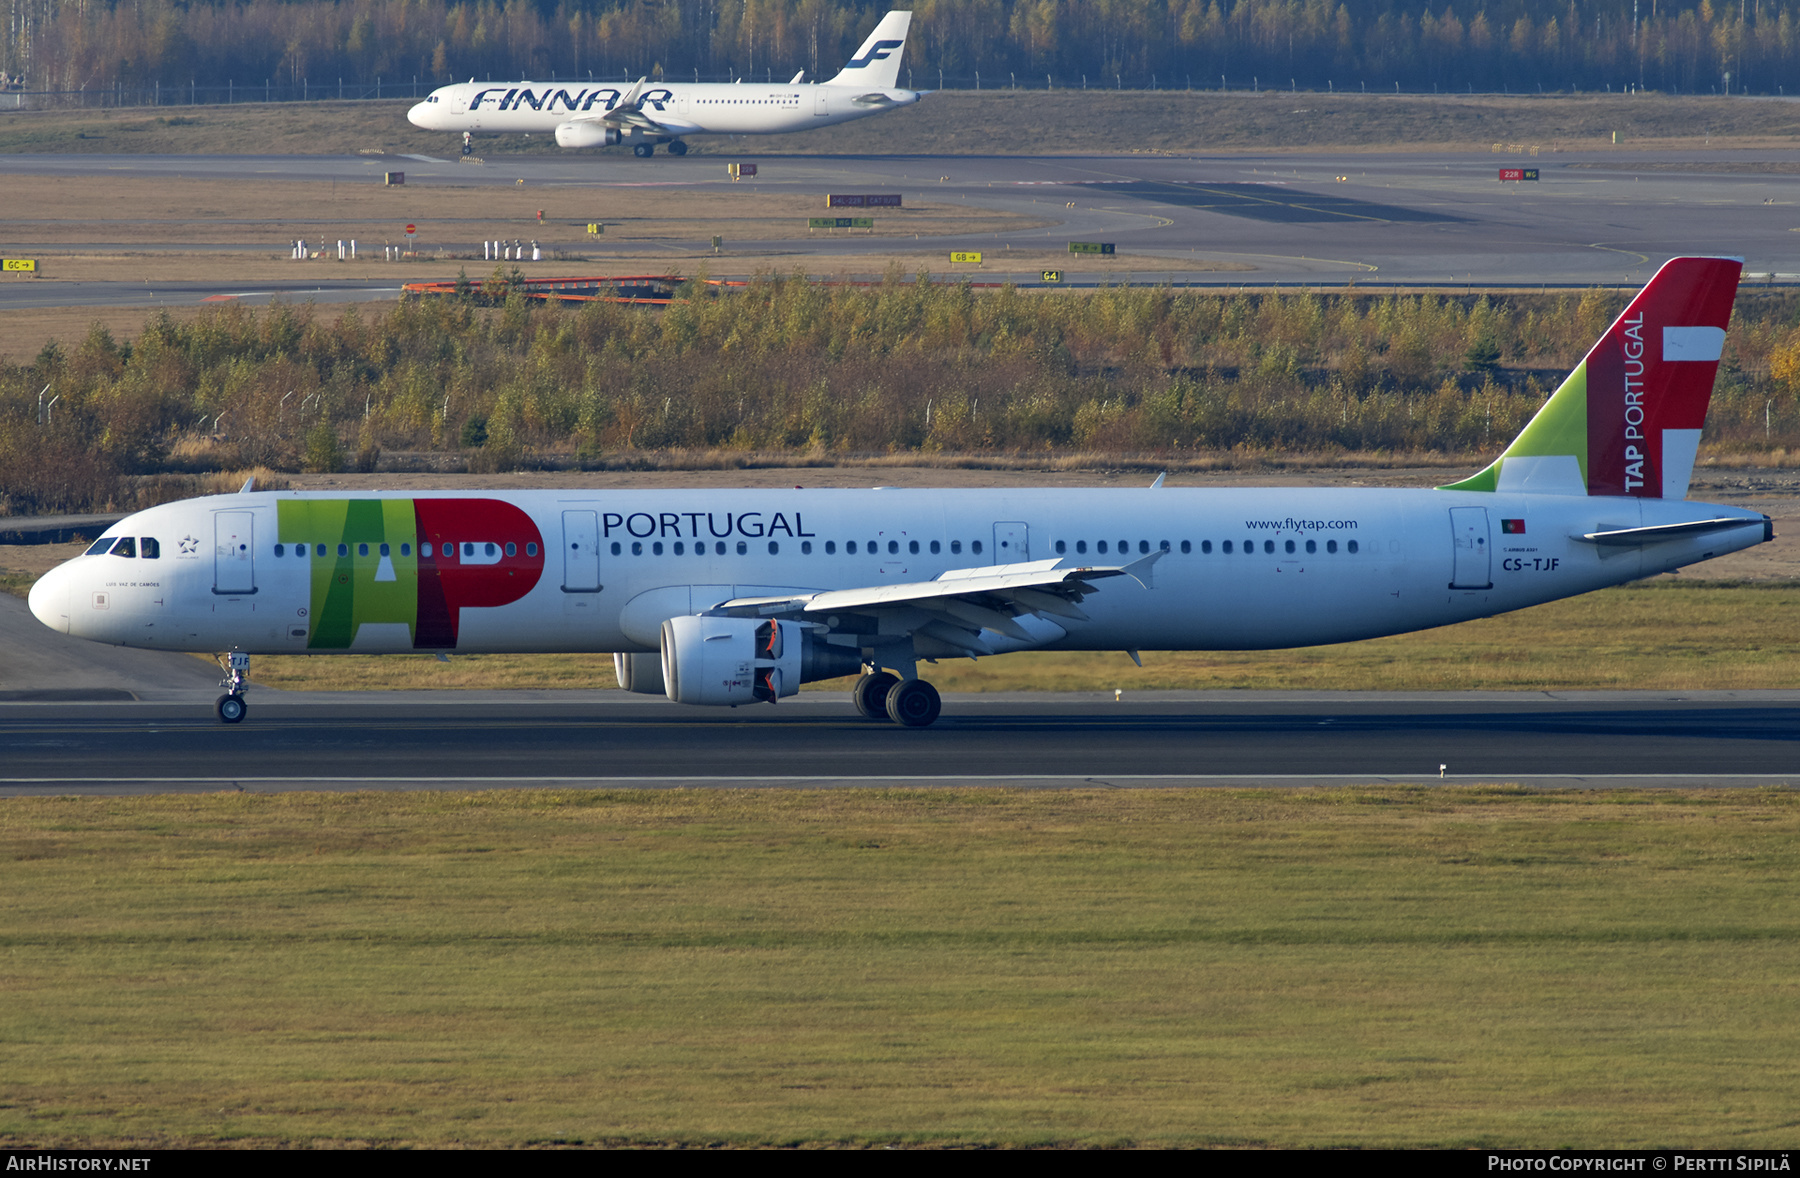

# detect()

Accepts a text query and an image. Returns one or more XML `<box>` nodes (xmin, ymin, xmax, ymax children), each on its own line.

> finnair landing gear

<box><xmin>633</xmin><ymin>143</ymin><xmax>655</xmax><ymax>158</ymax></box>
<box><xmin>461</xmin><ymin>131</ymin><xmax>473</xmax><ymax>157</ymax></box>
<box><xmin>885</xmin><ymin>679</ymin><xmax>941</xmax><ymax>728</ymax></box>
<box><xmin>215</xmin><ymin>651</ymin><xmax>249</xmax><ymax>724</ymax></box>
<box><xmin>668</xmin><ymin>140</ymin><xmax>689</xmax><ymax>156</ymax></box>
<box><xmin>852</xmin><ymin>671</ymin><xmax>899</xmax><ymax>720</ymax></box>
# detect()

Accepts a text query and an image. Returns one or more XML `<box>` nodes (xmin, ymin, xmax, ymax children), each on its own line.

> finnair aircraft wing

<box><xmin>710</xmin><ymin>553</ymin><xmax>1161</xmax><ymax>651</ymax></box>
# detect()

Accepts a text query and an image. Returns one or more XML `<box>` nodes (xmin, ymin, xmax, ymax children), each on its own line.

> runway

<box><xmin>8</xmin><ymin>147</ymin><xmax>1800</xmax><ymax>308</ymax></box>
<box><xmin>2</xmin><ymin>690</ymin><xmax>1796</xmax><ymax>794</ymax></box>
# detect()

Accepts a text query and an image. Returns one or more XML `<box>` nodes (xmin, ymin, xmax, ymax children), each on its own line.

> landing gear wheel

<box><xmin>668</xmin><ymin>140</ymin><xmax>688</xmax><ymax>156</ymax></box>
<box><xmin>216</xmin><ymin>694</ymin><xmax>247</xmax><ymax>724</ymax></box>
<box><xmin>852</xmin><ymin>672</ymin><xmax>900</xmax><ymax>720</ymax></box>
<box><xmin>885</xmin><ymin>679</ymin><xmax>942</xmax><ymax>728</ymax></box>
<box><xmin>633</xmin><ymin>143</ymin><xmax>655</xmax><ymax>158</ymax></box>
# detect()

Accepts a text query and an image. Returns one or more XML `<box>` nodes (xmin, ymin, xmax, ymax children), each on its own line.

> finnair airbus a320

<box><xmin>30</xmin><ymin>257</ymin><xmax>1771</xmax><ymax>726</ymax></box>
<box><xmin>407</xmin><ymin>10</ymin><xmax>920</xmax><ymax>157</ymax></box>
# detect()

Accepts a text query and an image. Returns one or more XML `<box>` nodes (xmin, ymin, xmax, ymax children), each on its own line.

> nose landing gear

<box><xmin>462</xmin><ymin>131</ymin><xmax>473</xmax><ymax>157</ymax></box>
<box><xmin>215</xmin><ymin>651</ymin><xmax>250</xmax><ymax>724</ymax></box>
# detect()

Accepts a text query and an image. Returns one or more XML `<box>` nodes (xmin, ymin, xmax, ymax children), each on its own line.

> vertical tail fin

<box><xmin>826</xmin><ymin>10</ymin><xmax>913</xmax><ymax>89</ymax></box>
<box><xmin>1443</xmin><ymin>256</ymin><xmax>1742</xmax><ymax>499</ymax></box>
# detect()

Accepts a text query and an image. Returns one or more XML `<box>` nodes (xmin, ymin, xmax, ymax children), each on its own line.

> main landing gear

<box><xmin>215</xmin><ymin>651</ymin><xmax>249</xmax><ymax>724</ymax></box>
<box><xmin>851</xmin><ymin>670</ymin><xmax>942</xmax><ymax>728</ymax></box>
<box><xmin>633</xmin><ymin>143</ymin><xmax>655</xmax><ymax>158</ymax></box>
<box><xmin>667</xmin><ymin>140</ymin><xmax>689</xmax><ymax>156</ymax></box>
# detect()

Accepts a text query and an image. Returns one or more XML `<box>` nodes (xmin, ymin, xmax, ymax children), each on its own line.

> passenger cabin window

<box><xmin>736</xmin><ymin>541</ymin><xmax>747</xmax><ymax>555</ymax></box>
<box><xmin>826</xmin><ymin>541</ymin><xmax>837</xmax><ymax>554</ymax></box>
<box><xmin>1285</xmin><ymin>540</ymin><xmax>1296</xmax><ymax>554</ymax></box>
<box><xmin>846</xmin><ymin>541</ymin><xmax>857</xmax><ymax>555</ymax></box>
<box><xmin>951</xmin><ymin>540</ymin><xmax>962</xmax><ymax>554</ymax></box>
<box><xmin>768</xmin><ymin>541</ymin><xmax>780</xmax><ymax>555</ymax></box>
<box><xmin>802</xmin><ymin>541</ymin><xmax>813</xmax><ymax>554</ymax></box>
<box><xmin>1347</xmin><ymin>540</ymin><xmax>1359</xmax><ymax>554</ymax></box>
<box><xmin>316</xmin><ymin>544</ymin><xmax>328</xmax><ymax>557</ymax></box>
<box><xmin>1097</xmin><ymin>541</ymin><xmax>1108</xmax><ymax>555</ymax></box>
<box><xmin>971</xmin><ymin>540</ymin><xmax>983</xmax><ymax>555</ymax></box>
<box><xmin>1055</xmin><ymin>540</ymin><xmax>1066</xmax><ymax>555</ymax></box>
<box><xmin>1327</xmin><ymin>540</ymin><xmax>1338</xmax><ymax>553</ymax></box>
<box><xmin>274</xmin><ymin>543</ymin><xmax>286</xmax><ymax>557</ymax></box>
<box><xmin>1076</xmin><ymin>540</ymin><xmax>1087</xmax><ymax>554</ymax></box>
<box><xmin>930</xmin><ymin>540</ymin><xmax>941</xmax><ymax>554</ymax></box>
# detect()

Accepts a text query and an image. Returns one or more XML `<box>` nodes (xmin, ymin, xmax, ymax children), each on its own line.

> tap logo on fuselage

<box><xmin>277</xmin><ymin>498</ymin><xmax>544</xmax><ymax>650</ymax></box>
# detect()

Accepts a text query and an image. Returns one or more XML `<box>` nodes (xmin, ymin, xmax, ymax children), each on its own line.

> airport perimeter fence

<box><xmin>0</xmin><ymin>71</ymin><xmax>1757</xmax><ymax>111</ymax></box>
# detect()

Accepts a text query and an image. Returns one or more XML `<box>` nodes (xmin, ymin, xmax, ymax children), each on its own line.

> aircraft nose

<box><xmin>27</xmin><ymin>562</ymin><xmax>71</xmax><ymax>634</ymax></box>
<box><xmin>407</xmin><ymin>101</ymin><xmax>431</xmax><ymax>127</ymax></box>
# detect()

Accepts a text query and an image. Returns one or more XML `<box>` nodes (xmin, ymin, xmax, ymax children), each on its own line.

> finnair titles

<box><xmin>407</xmin><ymin>10</ymin><xmax>921</xmax><ymax>158</ymax></box>
<box><xmin>30</xmin><ymin>258</ymin><xmax>1772</xmax><ymax>727</ymax></box>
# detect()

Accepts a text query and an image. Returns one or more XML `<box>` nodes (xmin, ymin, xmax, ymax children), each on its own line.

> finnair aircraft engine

<box><xmin>27</xmin><ymin>257</ymin><xmax>1774</xmax><ymax>727</ymax></box>
<box><xmin>555</xmin><ymin>122</ymin><xmax>620</xmax><ymax>148</ymax></box>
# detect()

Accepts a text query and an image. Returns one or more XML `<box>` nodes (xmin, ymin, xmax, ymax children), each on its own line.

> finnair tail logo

<box><xmin>846</xmin><ymin>40</ymin><xmax>904</xmax><ymax>68</ymax></box>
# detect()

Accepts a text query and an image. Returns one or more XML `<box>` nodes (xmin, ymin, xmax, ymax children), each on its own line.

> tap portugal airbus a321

<box><xmin>29</xmin><ymin>257</ymin><xmax>1773</xmax><ymax>727</ymax></box>
<box><xmin>407</xmin><ymin>10</ymin><xmax>920</xmax><ymax>158</ymax></box>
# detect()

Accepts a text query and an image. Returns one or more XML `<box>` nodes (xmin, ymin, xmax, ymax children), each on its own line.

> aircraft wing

<box><xmin>579</xmin><ymin>76</ymin><xmax>688</xmax><ymax>133</ymax></box>
<box><xmin>709</xmin><ymin>552</ymin><xmax>1161</xmax><ymax>653</ymax></box>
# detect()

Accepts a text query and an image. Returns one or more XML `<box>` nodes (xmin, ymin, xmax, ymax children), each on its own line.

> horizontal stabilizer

<box><xmin>1573</xmin><ymin>517</ymin><xmax>1763</xmax><ymax>545</ymax></box>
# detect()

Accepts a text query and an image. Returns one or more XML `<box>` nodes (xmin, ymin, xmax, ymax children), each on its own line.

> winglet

<box><xmin>238</xmin><ymin>475</ymin><xmax>255</xmax><ymax>493</ymax></box>
<box><xmin>1120</xmin><ymin>549</ymin><xmax>1164</xmax><ymax>589</ymax></box>
<box><xmin>1149</xmin><ymin>471</ymin><xmax>1166</xmax><ymax>489</ymax></box>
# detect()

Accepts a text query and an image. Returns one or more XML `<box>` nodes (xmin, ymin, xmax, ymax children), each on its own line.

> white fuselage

<box><xmin>28</xmin><ymin>487</ymin><xmax>1770</xmax><ymax>658</ymax></box>
<box><xmin>407</xmin><ymin>80</ymin><xmax>921</xmax><ymax>141</ymax></box>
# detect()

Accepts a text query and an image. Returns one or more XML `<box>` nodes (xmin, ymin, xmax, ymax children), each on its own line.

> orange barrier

<box><xmin>403</xmin><ymin>273</ymin><xmax>1013</xmax><ymax>305</ymax></box>
<box><xmin>402</xmin><ymin>275</ymin><xmax>684</xmax><ymax>304</ymax></box>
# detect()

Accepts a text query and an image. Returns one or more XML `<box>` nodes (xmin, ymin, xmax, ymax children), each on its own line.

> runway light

<box><xmin>1440</xmin><ymin>763</ymin><xmax>1447</xmax><ymax>778</ymax></box>
<box><xmin>1114</xmin><ymin>688</ymin><xmax>1122</xmax><ymax>701</ymax></box>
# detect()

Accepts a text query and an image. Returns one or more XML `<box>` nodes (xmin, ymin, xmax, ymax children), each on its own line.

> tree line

<box><xmin>5</xmin><ymin>0</ymin><xmax>1796</xmax><ymax>100</ymax></box>
<box><xmin>5</xmin><ymin>275</ymin><xmax>1800</xmax><ymax>515</ymax></box>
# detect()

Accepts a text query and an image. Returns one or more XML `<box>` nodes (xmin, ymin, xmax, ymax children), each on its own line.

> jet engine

<box><xmin>555</xmin><ymin>121</ymin><xmax>621</xmax><ymax>149</ymax></box>
<box><xmin>613</xmin><ymin>652</ymin><xmax>665</xmax><ymax>695</ymax></box>
<box><xmin>660</xmin><ymin>615</ymin><xmax>861</xmax><ymax>705</ymax></box>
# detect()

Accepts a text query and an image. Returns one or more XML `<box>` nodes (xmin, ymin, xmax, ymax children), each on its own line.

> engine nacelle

<box><xmin>556</xmin><ymin>121</ymin><xmax>621</xmax><ymax>149</ymax></box>
<box><xmin>660</xmin><ymin>616</ymin><xmax>862</xmax><ymax>706</ymax></box>
<box><xmin>613</xmin><ymin>651</ymin><xmax>665</xmax><ymax>695</ymax></box>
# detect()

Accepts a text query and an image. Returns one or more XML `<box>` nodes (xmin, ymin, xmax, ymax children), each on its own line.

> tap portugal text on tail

<box><xmin>30</xmin><ymin>257</ymin><xmax>1773</xmax><ymax>726</ymax></box>
<box><xmin>408</xmin><ymin>10</ymin><xmax>921</xmax><ymax>158</ymax></box>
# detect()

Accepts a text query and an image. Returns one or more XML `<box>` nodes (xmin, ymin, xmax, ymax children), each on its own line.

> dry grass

<box><xmin>229</xmin><ymin>581</ymin><xmax>1800</xmax><ymax>694</ymax></box>
<box><xmin>4</xmin><ymin>91</ymin><xmax>1799</xmax><ymax>158</ymax></box>
<box><xmin>3</xmin><ymin>786</ymin><xmax>1800</xmax><ymax>1147</ymax></box>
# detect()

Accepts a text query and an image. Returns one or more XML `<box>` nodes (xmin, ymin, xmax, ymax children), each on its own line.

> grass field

<box><xmin>234</xmin><ymin>580</ymin><xmax>1800</xmax><ymax>694</ymax></box>
<box><xmin>3</xmin><ymin>91</ymin><xmax>1798</xmax><ymax>158</ymax></box>
<box><xmin>3</xmin><ymin>786</ymin><xmax>1798</xmax><ymax>1148</ymax></box>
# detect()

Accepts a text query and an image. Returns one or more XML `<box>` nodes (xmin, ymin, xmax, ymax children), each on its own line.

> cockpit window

<box><xmin>140</xmin><ymin>537</ymin><xmax>160</xmax><ymax>559</ymax></box>
<box><xmin>84</xmin><ymin>537</ymin><xmax>117</xmax><ymax>556</ymax></box>
<box><xmin>112</xmin><ymin>537</ymin><xmax>137</xmax><ymax>558</ymax></box>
